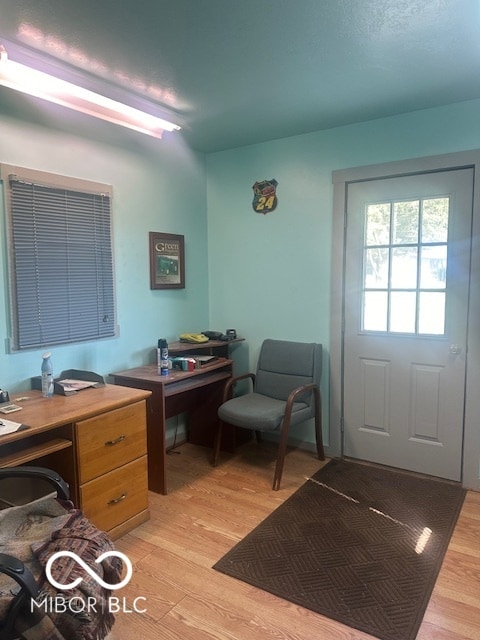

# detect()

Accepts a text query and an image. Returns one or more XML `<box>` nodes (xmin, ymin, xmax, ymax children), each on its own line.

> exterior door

<box><xmin>343</xmin><ymin>168</ymin><xmax>473</xmax><ymax>481</ymax></box>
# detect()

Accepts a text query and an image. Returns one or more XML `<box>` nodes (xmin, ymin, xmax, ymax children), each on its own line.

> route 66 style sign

<box><xmin>252</xmin><ymin>179</ymin><xmax>278</xmax><ymax>214</ymax></box>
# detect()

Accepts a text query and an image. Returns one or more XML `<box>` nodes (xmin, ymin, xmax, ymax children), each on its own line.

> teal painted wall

<box><xmin>3</xmin><ymin>96</ymin><xmax>480</xmax><ymax>453</ymax></box>
<box><xmin>0</xmin><ymin>111</ymin><xmax>208</xmax><ymax>392</ymax></box>
<box><xmin>206</xmin><ymin>98</ymin><xmax>480</xmax><ymax>449</ymax></box>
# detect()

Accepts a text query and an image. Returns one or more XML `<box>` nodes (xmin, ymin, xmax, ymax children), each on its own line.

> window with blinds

<box><xmin>1</xmin><ymin>166</ymin><xmax>116</xmax><ymax>350</ymax></box>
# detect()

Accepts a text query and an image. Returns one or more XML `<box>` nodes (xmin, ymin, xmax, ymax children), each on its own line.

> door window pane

<box><xmin>390</xmin><ymin>292</ymin><xmax>416</xmax><ymax>333</ymax></box>
<box><xmin>391</xmin><ymin>247</ymin><xmax>418</xmax><ymax>289</ymax></box>
<box><xmin>420</xmin><ymin>245</ymin><xmax>447</xmax><ymax>289</ymax></box>
<box><xmin>419</xmin><ymin>292</ymin><xmax>446</xmax><ymax>334</ymax></box>
<box><xmin>393</xmin><ymin>200</ymin><xmax>419</xmax><ymax>244</ymax></box>
<box><xmin>363</xmin><ymin>291</ymin><xmax>388</xmax><ymax>331</ymax></box>
<box><xmin>365</xmin><ymin>203</ymin><xmax>390</xmax><ymax>246</ymax></box>
<box><xmin>364</xmin><ymin>248</ymin><xmax>389</xmax><ymax>287</ymax></box>
<box><xmin>422</xmin><ymin>198</ymin><xmax>449</xmax><ymax>243</ymax></box>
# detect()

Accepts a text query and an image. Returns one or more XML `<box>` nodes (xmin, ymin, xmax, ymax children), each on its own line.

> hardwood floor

<box><xmin>108</xmin><ymin>442</ymin><xmax>480</xmax><ymax>640</ymax></box>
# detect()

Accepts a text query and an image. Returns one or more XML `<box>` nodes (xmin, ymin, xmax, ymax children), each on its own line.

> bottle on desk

<box><xmin>41</xmin><ymin>352</ymin><xmax>54</xmax><ymax>397</ymax></box>
<box><xmin>157</xmin><ymin>339</ymin><xmax>169</xmax><ymax>376</ymax></box>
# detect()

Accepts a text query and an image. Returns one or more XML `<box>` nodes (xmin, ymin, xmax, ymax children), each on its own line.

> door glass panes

<box><xmin>391</xmin><ymin>247</ymin><xmax>417</xmax><ymax>288</ymax></box>
<box><xmin>365</xmin><ymin>248</ymin><xmax>389</xmax><ymax>287</ymax></box>
<box><xmin>418</xmin><ymin>292</ymin><xmax>446</xmax><ymax>334</ymax></box>
<box><xmin>420</xmin><ymin>245</ymin><xmax>447</xmax><ymax>288</ymax></box>
<box><xmin>365</xmin><ymin>203</ymin><xmax>390</xmax><ymax>245</ymax></box>
<box><xmin>362</xmin><ymin>196</ymin><xmax>449</xmax><ymax>335</ymax></box>
<box><xmin>390</xmin><ymin>292</ymin><xmax>416</xmax><ymax>333</ymax></box>
<box><xmin>393</xmin><ymin>200</ymin><xmax>419</xmax><ymax>243</ymax></box>
<box><xmin>364</xmin><ymin>291</ymin><xmax>388</xmax><ymax>331</ymax></box>
<box><xmin>422</xmin><ymin>198</ymin><xmax>449</xmax><ymax>242</ymax></box>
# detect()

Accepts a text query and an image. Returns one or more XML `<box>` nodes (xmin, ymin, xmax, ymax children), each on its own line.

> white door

<box><xmin>343</xmin><ymin>168</ymin><xmax>473</xmax><ymax>481</ymax></box>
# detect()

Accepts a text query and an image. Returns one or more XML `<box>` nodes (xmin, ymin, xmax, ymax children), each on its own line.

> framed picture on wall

<box><xmin>149</xmin><ymin>232</ymin><xmax>185</xmax><ymax>289</ymax></box>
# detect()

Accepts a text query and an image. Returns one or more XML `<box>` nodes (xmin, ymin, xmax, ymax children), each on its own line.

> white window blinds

<box><xmin>5</xmin><ymin>169</ymin><xmax>116</xmax><ymax>350</ymax></box>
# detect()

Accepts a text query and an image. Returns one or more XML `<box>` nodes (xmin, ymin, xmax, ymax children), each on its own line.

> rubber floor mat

<box><xmin>213</xmin><ymin>458</ymin><xmax>466</xmax><ymax>640</ymax></box>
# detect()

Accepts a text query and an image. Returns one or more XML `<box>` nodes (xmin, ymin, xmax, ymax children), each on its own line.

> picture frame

<box><xmin>149</xmin><ymin>232</ymin><xmax>185</xmax><ymax>289</ymax></box>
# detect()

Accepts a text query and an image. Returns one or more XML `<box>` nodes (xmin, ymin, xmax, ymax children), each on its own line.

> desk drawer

<box><xmin>76</xmin><ymin>401</ymin><xmax>146</xmax><ymax>483</ymax></box>
<box><xmin>80</xmin><ymin>456</ymin><xmax>148</xmax><ymax>533</ymax></box>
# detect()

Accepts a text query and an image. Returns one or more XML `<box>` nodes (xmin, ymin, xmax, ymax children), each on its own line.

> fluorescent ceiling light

<box><xmin>0</xmin><ymin>45</ymin><xmax>181</xmax><ymax>138</ymax></box>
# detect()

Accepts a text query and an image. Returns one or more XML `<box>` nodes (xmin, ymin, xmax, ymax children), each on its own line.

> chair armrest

<box><xmin>0</xmin><ymin>553</ymin><xmax>39</xmax><ymax>598</ymax></box>
<box><xmin>0</xmin><ymin>554</ymin><xmax>39</xmax><ymax>639</ymax></box>
<box><xmin>0</xmin><ymin>466</ymin><xmax>70</xmax><ymax>500</ymax></box>
<box><xmin>222</xmin><ymin>372</ymin><xmax>256</xmax><ymax>402</ymax></box>
<box><xmin>284</xmin><ymin>383</ymin><xmax>320</xmax><ymax>417</ymax></box>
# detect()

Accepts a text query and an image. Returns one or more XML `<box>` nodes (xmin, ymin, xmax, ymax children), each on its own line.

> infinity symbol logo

<box><xmin>45</xmin><ymin>550</ymin><xmax>133</xmax><ymax>591</ymax></box>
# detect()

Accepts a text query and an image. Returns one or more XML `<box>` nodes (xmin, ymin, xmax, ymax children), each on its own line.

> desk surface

<box><xmin>1</xmin><ymin>385</ymin><xmax>151</xmax><ymax>446</ymax></box>
<box><xmin>110</xmin><ymin>357</ymin><xmax>232</xmax><ymax>386</ymax></box>
<box><xmin>0</xmin><ymin>383</ymin><xmax>151</xmax><ymax>537</ymax></box>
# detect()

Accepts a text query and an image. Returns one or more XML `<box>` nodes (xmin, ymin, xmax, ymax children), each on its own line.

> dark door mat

<box><xmin>213</xmin><ymin>458</ymin><xmax>466</xmax><ymax>640</ymax></box>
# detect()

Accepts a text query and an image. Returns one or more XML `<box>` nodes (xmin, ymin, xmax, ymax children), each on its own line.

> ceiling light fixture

<box><xmin>0</xmin><ymin>45</ymin><xmax>181</xmax><ymax>138</ymax></box>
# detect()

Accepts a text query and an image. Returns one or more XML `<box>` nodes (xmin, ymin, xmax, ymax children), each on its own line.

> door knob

<box><xmin>450</xmin><ymin>344</ymin><xmax>462</xmax><ymax>356</ymax></box>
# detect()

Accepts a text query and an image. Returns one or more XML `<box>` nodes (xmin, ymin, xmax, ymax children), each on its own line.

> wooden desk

<box><xmin>0</xmin><ymin>384</ymin><xmax>151</xmax><ymax>539</ymax></box>
<box><xmin>110</xmin><ymin>348</ymin><xmax>246</xmax><ymax>494</ymax></box>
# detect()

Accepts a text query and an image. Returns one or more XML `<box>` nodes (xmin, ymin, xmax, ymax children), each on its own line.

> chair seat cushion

<box><xmin>218</xmin><ymin>393</ymin><xmax>309</xmax><ymax>431</ymax></box>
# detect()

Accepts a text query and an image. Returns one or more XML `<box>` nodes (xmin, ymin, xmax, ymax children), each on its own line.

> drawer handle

<box><xmin>104</xmin><ymin>435</ymin><xmax>126</xmax><ymax>446</ymax></box>
<box><xmin>108</xmin><ymin>492</ymin><xmax>127</xmax><ymax>505</ymax></box>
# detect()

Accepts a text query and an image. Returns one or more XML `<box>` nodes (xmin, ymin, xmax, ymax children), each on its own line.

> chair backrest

<box><xmin>255</xmin><ymin>339</ymin><xmax>322</xmax><ymax>406</ymax></box>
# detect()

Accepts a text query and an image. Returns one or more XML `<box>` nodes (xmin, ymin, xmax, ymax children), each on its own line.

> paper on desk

<box><xmin>0</xmin><ymin>418</ymin><xmax>27</xmax><ymax>436</ymax></box>
<box><xmin>57</xmin><ymin>378</ymin><xmax>98</xmax><ymax>391</ymax></box>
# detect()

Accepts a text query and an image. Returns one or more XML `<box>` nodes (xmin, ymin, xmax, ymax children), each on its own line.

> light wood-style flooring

<box><xmin>109</xmin><ymin>441</ymin><xmax>480</xmax><ymax>640</ymax></box>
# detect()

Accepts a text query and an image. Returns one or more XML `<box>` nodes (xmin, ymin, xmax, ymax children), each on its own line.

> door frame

<box><xmin>329</xmin><ymin>150</ymin><xmax>480</xmax><ymax>489</ymax></box>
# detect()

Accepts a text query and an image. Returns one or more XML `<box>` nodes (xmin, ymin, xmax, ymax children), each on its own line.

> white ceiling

<box><xmin>1</xmin><ymin>0</ymin><xmax>480</xmax><ymax>152</ymax></box>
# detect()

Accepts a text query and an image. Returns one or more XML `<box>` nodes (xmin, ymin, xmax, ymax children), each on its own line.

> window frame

<box><xmin>1</xmin><ymin>164</ymin><xmax>117</xmax><ymax>351</ymax></box>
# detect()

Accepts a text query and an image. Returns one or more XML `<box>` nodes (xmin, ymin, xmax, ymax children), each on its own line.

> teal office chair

<box><xmin>213</xmin><ymin>339</ymin><xmax>324</xmax><ymax>490</ymax></box>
